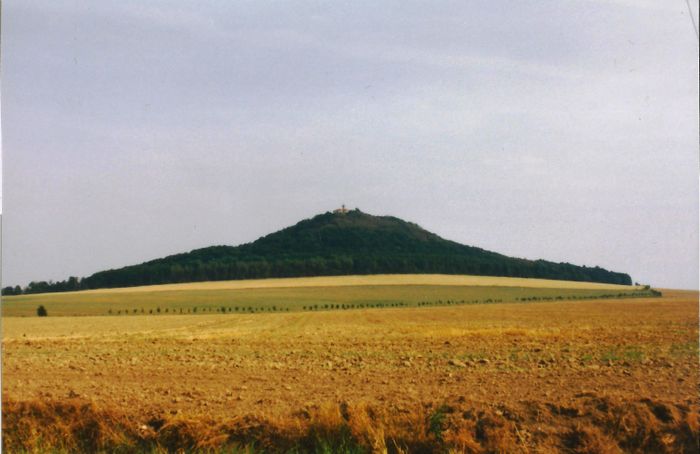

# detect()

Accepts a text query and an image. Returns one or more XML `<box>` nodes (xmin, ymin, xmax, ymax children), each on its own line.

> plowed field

<box><xmin>2</xmin><ymin>281</ymin><xmax>697</xmax><ymax>453</ymax></box>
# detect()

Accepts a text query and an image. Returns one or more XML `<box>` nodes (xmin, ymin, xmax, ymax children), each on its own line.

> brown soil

<box><xmin>3</xmin><ymin>290</ymin><xmax>698</xmax><ymax>452</ymax></box>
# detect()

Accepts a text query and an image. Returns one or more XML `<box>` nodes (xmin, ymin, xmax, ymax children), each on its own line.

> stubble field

<box><xmin>2</xmin><ymin>276</ymin><xmax>698</xmax><ymax>453</ymax></box>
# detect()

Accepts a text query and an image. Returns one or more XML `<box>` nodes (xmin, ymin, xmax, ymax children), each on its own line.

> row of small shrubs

<box><xmin>107</xmin><ymin>306</ymin><xmax>292</xmax><ymax>315</ymax></box>
<box><xmin>102</xmin><ymin>289</ymin><xmax>662</xmax><ymax>316</ymax></box>
<box><xmin>417</xmin><ymin>298</ymin><xmax>503</xmax><ymax>307</ymax></box>
<box><xmin>105</xmin><ymin>301</ymin><xmax>414</xmax><ymax>315</ymax></box>
<box><xmin>515</xmin><ymin>290</ymin><xmax>661</xmax><ymax>302</ymax></box>
<box><xmin>302</xmin><ymin>302</ymin><xmax>407</xmax><ymax>311</ymax></box>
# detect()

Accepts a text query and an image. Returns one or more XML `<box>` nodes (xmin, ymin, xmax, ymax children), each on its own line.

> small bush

<box><xmin>427</xmin><ymin>405</ymin><xmax>450</xmax><ymax>442</ymax></box>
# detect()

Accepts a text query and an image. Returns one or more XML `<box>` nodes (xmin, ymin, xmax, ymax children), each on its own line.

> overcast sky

<box><xmin>2</xmin><ymin>1</ymin><xmax>698</xmax><ymax>289</ymax></box>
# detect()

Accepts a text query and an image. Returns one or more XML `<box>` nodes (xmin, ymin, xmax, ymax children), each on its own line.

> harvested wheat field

<box><xmin>2</xmin><ymin>280</ymin><xmax>698</xmax><ymax>453</ymax></box>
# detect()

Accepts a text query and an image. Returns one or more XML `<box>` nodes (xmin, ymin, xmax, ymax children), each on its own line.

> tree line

<box><xmin>2</xmin><ymin>253</ymin><xmax>631</xmax><ymax>296</ymax></box>
<box><xmin>2</xmin><ymin>210</ymin><xmax>633</xmax><ymax>295</ymax></box>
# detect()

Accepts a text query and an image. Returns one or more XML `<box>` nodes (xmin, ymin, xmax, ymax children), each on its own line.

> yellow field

<box><xmin>49</xmin><ymin>273</ymin><xmax>640</xmax><ymax>294</ymax></box>
<box><xmin>2</xmin><ymin>282</ymin><xmax>697</xmax><ymax>453</ymax></box>
<box><xmin>2</xmin><ymin>274</ymin><xmax>648</xmax><ymax>317</ymax></box>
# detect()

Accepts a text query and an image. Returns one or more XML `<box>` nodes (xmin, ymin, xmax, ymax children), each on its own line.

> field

<box><xmin>2</xmin><ymin>275</ymin><xmax>698</xmax><ymax>453</ymax></box>
<box><xmin>2</xmin><ymin>274</ymin><xmax>646</xmax><ymax>317</ymax></box>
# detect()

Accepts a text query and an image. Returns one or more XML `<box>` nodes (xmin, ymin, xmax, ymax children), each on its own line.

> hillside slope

<box><xmin>14</xmin><ymin>209</ymin><xmax>632</xmax><ymax>293</ymax></box>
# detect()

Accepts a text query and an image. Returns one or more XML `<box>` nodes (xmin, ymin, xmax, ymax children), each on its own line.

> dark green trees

<box><xmin>1</xmin><ymin>285</ymin><xmax>22</xmax><ymax>296</ymax></box>
<box><xmin>5</xmin><ymin>210</ymin><xmax>633</xmax><ymax>294</ymax></box>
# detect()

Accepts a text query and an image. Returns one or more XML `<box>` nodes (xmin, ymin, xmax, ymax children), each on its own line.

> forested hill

<box><xmin>5</xmin><ymin>209</ymin><xmax>632</xmax><ymax>294</ymax></box>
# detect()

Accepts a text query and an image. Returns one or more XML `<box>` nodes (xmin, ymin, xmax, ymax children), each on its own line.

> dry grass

<box><xmin>3</xmin><ymin>395</ymin><xmax>698</xmax><ymax>453</ymax></box>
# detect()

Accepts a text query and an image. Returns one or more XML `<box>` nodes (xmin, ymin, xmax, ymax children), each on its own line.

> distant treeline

<box><xmin>2</xmin><ymin>210</ymin><xmax>633</xmax><ymax>296</ymax></box>
<box><xmin>1</xmin><ymin>255</ymin><xmax>632</xmax><ymax>296</ymax></box>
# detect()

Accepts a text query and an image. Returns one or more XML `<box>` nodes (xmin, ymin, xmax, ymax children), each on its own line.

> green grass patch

<box><xmin>669</xmin><ymin>342</ymin><xmax>699</xmax><ymax>357</ymax></box>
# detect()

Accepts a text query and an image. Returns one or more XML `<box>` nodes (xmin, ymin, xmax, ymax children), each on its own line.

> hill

<box><xmin>7</xmin><ymin>209</ymin><xmax>632</xmax><ymax>294</ymax></box>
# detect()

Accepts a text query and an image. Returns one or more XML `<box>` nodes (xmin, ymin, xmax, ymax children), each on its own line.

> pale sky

<box><xmin>2</xmin><ymin>1</ymin><xmax>698</xmax><ymax>289</ymax></box>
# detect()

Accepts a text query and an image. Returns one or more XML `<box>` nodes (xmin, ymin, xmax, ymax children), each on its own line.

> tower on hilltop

<box><xmin>333</xmin><ymin>204</ymin><xmax>348</xmax><ymax>214</ymax></box>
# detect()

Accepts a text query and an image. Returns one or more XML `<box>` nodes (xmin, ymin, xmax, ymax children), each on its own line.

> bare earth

<box><xmin>2</xmin><ymin>289</ymin><xmax>698</xmax><ymax>452</ymax></box>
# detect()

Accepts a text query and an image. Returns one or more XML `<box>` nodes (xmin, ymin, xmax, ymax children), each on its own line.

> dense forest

<box><xmin>2</xmin><ymin>209</ymin><xmax>632</xmax><ymax>295</ymax></box>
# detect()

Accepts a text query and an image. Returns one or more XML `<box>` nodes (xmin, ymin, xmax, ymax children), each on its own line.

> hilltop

<box><xmin>8</xmin><ymin>209</ymin><xmax>632</xmax><ymax>294</ymax></box>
